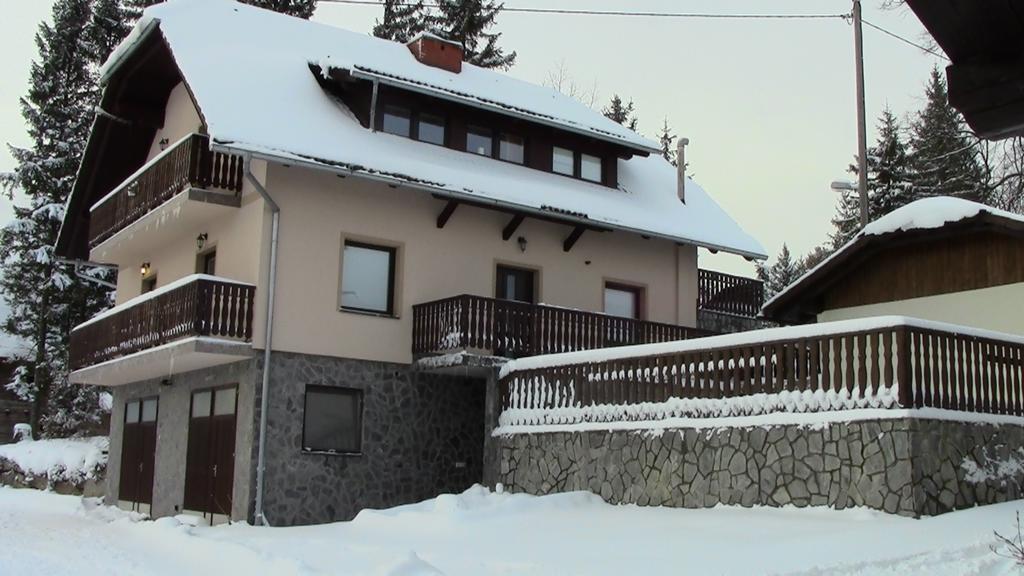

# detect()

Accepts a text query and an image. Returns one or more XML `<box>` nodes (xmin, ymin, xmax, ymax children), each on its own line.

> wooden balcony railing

<box><xmin>498</xmin><ymin>317</ymin><xmax>1024</xmax><ymax>426</ymax></box>
<box><xmin>412</xmin><ymin>294</ymin><xmax>713</xmax><ymax>359</ymax></box>
<box><xmin>698</xmin><ymin>268</ymin><xmax>764</xmax><ymax>318</ymax></box>
<box><xmin>88</xmin><ymin>134</ymin><xmax>245</xmax><ymax>247</ymax></box>
<box><xmin>70</xmin><ymin>276</ymin><xmax>256</xmax><ymax>371</ymax></box>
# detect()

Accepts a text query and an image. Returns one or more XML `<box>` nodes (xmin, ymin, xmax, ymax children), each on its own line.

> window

<box><xmin>302</xmin><ymin>386</ymin><xmax>362</xmax><ymax>454</ymax></box>
<box><xmin>499</xmin><ymin>134</ymin><xmax>525</xmax><ymax>164</ymax></box>
<box><xmin>341</xmin><ymin>240</ymin><xmax>397</xmax><ymax>315</ymax></box>
<box><xmin>417</xmin><ymin>113</ymin><xmax>446</xmax><ymax>145</ymax></box>
<box><xmin>604</xmin><ymin>283</ymin><xmax>642</xmax><ymax>319</ymax></box>
<box><xmin>381</xmin><ymin>105</ymin><xmax>411</xmax><ymax>137</ymax></box>
<box><xmin>552</xmin><ymin>147</ymin><xmax>574</xmax><ymax>176</ymax></box>
<box><xmin>496</xmin><ymin>265</ymin><xmax>536</xmax><ymax>303</ymax></box>
<box><xmin>581</xmin><ymin>154</ymin><xmax>602</xmax><ymax>183</ymax></box>
<box><xmin>466</xmin><ymin>126</ymin><xmax>493</xmax><ymax>157</ymax></box>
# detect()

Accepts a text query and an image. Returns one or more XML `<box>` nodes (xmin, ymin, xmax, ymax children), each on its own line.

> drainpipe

<box><xmin>244</xmin><ymin>154</ymin><xmax>280</xmax><ymax>527</ymax></box>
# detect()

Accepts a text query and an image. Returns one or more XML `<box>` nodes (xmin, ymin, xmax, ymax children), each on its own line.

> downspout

<box><xmin>369</xmin><ymin>78</ymin><xmax>380</xmax><ymax>132</ymax></box>
<box><xmin>244</xmin><ymin>154</ymin><xmax>280</xmax><ymax>527</ymax></box>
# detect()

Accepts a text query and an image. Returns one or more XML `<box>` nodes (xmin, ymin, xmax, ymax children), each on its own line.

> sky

<box><xmin>0</xmin><ymin>0</ymin><xmax>946</xmax><ymax>277</ymax></box>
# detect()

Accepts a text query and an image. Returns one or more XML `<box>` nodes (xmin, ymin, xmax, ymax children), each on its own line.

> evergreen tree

<box><xmin>658</xmin><ymin>118</ymin><xmax>677</xmax><ymax>166</ymax></box>
<box><xmin>86</xmin><ymin>0</ymin><xmax>132</xmax><ymax>65</ymax></box>
<box><xmin>429</xmin><ymin>0</ymin><xmax>516</xmax><ymax>70</ymax></box>
<box><xmin>373</xmin><ymin>0</ymin><xmax>427</xmax><ymax>43</ymax></box>
<box><xmin>0</xmin><ymin>0</ymin><xmax>111</xmax><ymax>437</ymax></box>
<box><xmin>908</xmin><ymin>67</ymin><xmax>988</xmax><ymax>203</ymax></box>
<box><xmin>122</xmin><ymin>0</ymin><xmax>159</xmax><ymax>21</ymax></box>
<box><xmin>832</xmin><ymin>107</ymin><xmax>913</xmax><ymax>246</ymax></box>
<box><xmin>242</xmin><ymin>0</ymin><xmax>317</xmax><ymax>18</ymax></box>
<box><xmin>603</xmin><ymin>95</ymin><xmax>638</xmax><ymax>131</ymax></box>
<box><xmin>756</xmin><ymin>244</ymin><xmax>804</xmax><ymax>299</ymax></box>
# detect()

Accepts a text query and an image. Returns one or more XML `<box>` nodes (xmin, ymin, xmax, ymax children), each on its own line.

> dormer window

<box><xmin>466</xmin><ymin>126</ymin><xmax>493</xmax><ymax>157</ymax></box>
<box><xmin>382</xmin><ymin>105</ymin><xmax>411</xmax><ymax>137</ymax></box>
<box><xmin>581</xmin><ymin>154</ymin><xmax>602</xmax><ymax>183</ymax></box>
<box><xmin>499</xmin><ymin>134</ymin><xmax>525</xmax><ymax>164</ymax></box>
<box><xmin>417</xmin><ymin>113</ymin><xmax>446</xmax><ymax>145</ymax></box>
<box><xmin>552</xmin><ymin>147</ymin><xmax>574</xmax><ymax>176</ymax></box>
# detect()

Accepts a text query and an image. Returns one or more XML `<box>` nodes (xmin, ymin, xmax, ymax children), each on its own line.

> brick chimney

<box><xmin>407</xmin><ymin>32</ymin><xmax>464</xmax><ymax>74</ymax></box>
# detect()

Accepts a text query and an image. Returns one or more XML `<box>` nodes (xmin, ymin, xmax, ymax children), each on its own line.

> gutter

<box><xmin>213</xmin><ymin>143</ymin><xmax>768</xmax><ymax>262</ymax></box>
<box><xmin>243</xmin><ymin>154</ymin><xmax>280</xmax><ymax>527</ymax></box>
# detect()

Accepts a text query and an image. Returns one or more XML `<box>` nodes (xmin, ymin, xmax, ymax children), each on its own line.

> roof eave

<box><xmin>215</xmin><ymin>141</ymin><xmax>765</xmax><ymax>260</ymax></box>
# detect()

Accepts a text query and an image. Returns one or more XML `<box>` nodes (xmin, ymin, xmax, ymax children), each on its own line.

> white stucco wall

<box><xmin>145</xmin><ymin>82</ymin><xmax>203</xmax><ymax>163</ymax></box>
<box><xmin>817</xmin><ymin>282</ymin><xmax>1024</xmax><ymax>336</ymax></box>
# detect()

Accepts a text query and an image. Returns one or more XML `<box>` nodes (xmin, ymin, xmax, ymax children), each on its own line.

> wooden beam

<box><xmin>502</xmin><ymin>214</ymin><xmax>525</xmax><ymax>241</ymax></box>
<box><xmin>436</xmin><ymin>200</ymin><xmax>459</xmax><ymax>229</ymax></box>
<box><xmin>563</xmin><ymin>226</ymin><xmax>585</xmax><ymax>252</ymax></box>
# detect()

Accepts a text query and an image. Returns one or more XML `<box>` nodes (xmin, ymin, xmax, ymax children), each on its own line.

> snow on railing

<box><xmin>498</xmin><ymin>317</ymin><xmax>1024</xmax><ymax>427</ymax></box>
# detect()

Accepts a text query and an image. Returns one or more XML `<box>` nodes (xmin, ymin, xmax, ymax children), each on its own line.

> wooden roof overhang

<box><xmin>761</xmin><ymin>212</ymin><xmax>1024</xmax><ymax>325</ymax></box>
<box><xmin>906</xmin><ymin>0</ymin><xmax>1024</xmax><ymax>139</ymax></box>
<box><xmin>56</xmin><ymin>23</ymin><xmax>199</xmax><ymax>260</ymax></box>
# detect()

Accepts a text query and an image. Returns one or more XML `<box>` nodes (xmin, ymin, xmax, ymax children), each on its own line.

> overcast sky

<box><xmin>0</xmin><ymin>0</ymin><xmax>945</xmax><ymax>276</ymax></box>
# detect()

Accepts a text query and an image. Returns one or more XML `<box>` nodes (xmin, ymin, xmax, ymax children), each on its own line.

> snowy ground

<box><xmin>0</xmin><ymin>485</ymin><xmax>1021</xmax><ymax>576</ymax></box>
<box><xmin>0</xmin><ymin>437</ymin><xmax>107</xmax><ymax>483</ymax></box>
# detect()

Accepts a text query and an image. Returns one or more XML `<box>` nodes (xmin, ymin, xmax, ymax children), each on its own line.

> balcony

<box><xmin>69</xmin><ymin>275</ymin><xmax>256</xmax><ymax>386</ymax></box>
<box><xmin>698</xmin><ymin>269</ymin><xmax>764</xmax><ymax>318</ymax></box>
<box><xmin>412</xmin><ymin>294</ymin><xmax>713</xmax><ymax>364</ymax></box>
<box><xmin>87</xmin><ymin>134</ymin><xmax>244</xmax><ymax>260</ymax></box>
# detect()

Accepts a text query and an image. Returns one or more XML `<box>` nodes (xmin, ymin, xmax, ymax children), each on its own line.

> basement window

<box><xmin>302</xmin><ymin>386</ymin><xmax>363</xmax><ymax>455</ymax></box>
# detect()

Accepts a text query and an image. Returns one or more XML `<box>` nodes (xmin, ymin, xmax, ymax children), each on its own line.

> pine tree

<box><xmin>373</xmin><ymin>0</ymin><xmax>427</xmax><ymax>42</ymax></box>
<box><xmin>603</xmin><ymin>95</ymin><xmax>638</xmax><ymax>131</ymax></box>
<box><xmin>0</xmin><ymin>0</ymin><xmax>111</xmax><ymax>437</ymax></box>
<box><xmin>832</xmin><ymin>106</ymin><xmax>913</xmax><ymax>246</ymax></box>
<box><xmin>126</xmin><ymin>0</ymin><xmax>318</xmax><ymax>21</ymax></box>
<box><xmin>429</xmin><ymin>0</ymin><xmax>516</xmax><ymax>70</ymax></box>
<box><xmin>658</xmin><ymin>118</ymin><xmax>677</xmax><ymax>166</ymax></box>
<box><xmin>86</xmin><ymin>0</ymin><xmax>132</xmax><ymax>65</ymax></box>
<box><xmin>908</xmin><ymin>67</ymin><xmax>988</xmax><ymax>203</ymax></box>
<box><xmin>756</xmin><ymin>244</ymin><xmax>804</xmax><ymax>299</ymax></box>
<box><xmin>242</xmin><ymin>0</ymin><xmax>318</xmax><ymax>18</ymax></box>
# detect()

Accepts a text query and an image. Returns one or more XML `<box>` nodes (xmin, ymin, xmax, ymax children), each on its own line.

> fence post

<box><xmin>896</xmin><ymin>326</ymin><xmax>913</xmax><ymax>408</ymax></box>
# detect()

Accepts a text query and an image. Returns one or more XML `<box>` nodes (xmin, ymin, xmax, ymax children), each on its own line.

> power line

<box><xmin>861</xmin><ymin>18</ymin><xmax>949</xmax><ymax>61</ymax></box>
<box><xmin>319</xmin><ymin>1</ymin><xmax>848</xmax><ymax>20</ymax></box>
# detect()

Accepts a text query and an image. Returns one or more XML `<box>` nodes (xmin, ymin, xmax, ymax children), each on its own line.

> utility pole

<box><xmin>853</xmin><ymin>0</ymin><xmax>869</xmax><ymax>228</ymax></box>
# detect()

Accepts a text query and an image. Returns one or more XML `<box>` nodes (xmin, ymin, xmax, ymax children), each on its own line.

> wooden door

<box><xmin>184</xmin><ymin>386</ymin><xmax>237</xmax><ymax>517</ymax></box>
<box><xmin>118</xmin><ymin>397</ymin><xmax>158</xmax><ymax>509</ymax></box>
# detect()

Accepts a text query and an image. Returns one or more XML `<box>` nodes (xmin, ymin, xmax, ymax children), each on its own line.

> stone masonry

<box><xmin>497</xmin><ymin>418</ymin><xmax>1024</xmax><ymax>517</ymax></box>
<box><xmin>258</xmin><ymin>351</ymin><xmax>486</xmax><ymax>526</ymax></box>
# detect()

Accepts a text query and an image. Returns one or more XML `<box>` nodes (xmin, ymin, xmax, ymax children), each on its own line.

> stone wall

<box><xmin>258</xmin><ymin>351</ymin><xmax>486</xmax><ymax>526</ymax></box>
<box><xmin>497</xmin><ymin>418</ymin><xmax>1024</xmax><ymax>517</ymax></box>
<box><xmin>0</xmin><ymin>458</ymin><xmax>105</xmax><ymax>497</ymax></box>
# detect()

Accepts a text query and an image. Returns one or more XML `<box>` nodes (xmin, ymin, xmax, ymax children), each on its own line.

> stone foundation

<box><xmin>258</xmin><ymin>351</ymin><xmax>486</xmax><ymax>526</ymax></box>
<box><xmin>497</xmin><ymin>418</ymin><xmax>1024</xmax><ymax>517</ymax></box>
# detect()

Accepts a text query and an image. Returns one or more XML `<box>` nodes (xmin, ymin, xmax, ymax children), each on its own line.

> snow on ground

<box><xmin>1</xmin><ymin>485</ymin><xmax>1022</xmax><ymax>575</ymax></box>
<box><xmin>0</xmin><ymin>436</ymin><xmax>108</xmax><ymax>482</ymax></box>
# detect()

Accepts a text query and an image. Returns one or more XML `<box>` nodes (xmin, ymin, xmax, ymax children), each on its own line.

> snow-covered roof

<box><xmin>102</xmin><ymin>0</ymin><xmax>766</xmax><ymax>259</ymax></box>
<box><xmin>762</xmin><ymin>197</ymin><xmax>1024</xmax><ymax>319</ymax></box>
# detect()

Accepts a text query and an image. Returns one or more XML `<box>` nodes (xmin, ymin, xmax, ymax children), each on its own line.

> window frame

<box><xmin>552</xmin><ymin>146</ymin><xmax>575</xmax><ymax>176</ymax></box>
<box><xmin>339</xmin><ymin>239</ymin><xmax>398</xmax><ymax>317</ymax></box>
<box><xmin>498</xmin><ymin>132</ymin><xmax>526</xmax><ymax>165</ymax></box>
<box><xmin>415</xmin><ymin>111</ymin><xmax>447</xmax><ymax>146</ymax></box>
<box><xmin>381</xmin><ymin>104</ymin><xmax>412</xmax><ymax>138</ymax></box>
<box><xmin>466</xmin><ymin>125</ymin><xmax>495</xmax><ymax>157</ymax></box>
<box><xmin>580</xmin><ymin>153</ymin><xmax>603</xmax><ymax>183</ymax></box>
<box><xmin>495</xmin><ymin>264</ymin><xmax>538</xmax><ymax>304</ymax></box>
<box><xmin>603</xmin><ymin>281</ymin><xmax>645</xmax><ymax>320</ymax></box>
<box><xmin>301</xmin><ymin>385</ymin><xmax>364</xmax><ymax>456</ymax></box>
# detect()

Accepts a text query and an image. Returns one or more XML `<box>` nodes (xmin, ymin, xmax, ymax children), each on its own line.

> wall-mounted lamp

<box><xmin>140</xmin><ymin>262</ymin><xmax>151</xmax><ymax>276</ymax></box>
<box><xmin>196</xmin><ymin>233</ymin><xmax>208</xmax><ymax>251</ymax></box>
<box><xmin>517</xmin><ymin>236</ymin><xmax>527</xmax><ymax>253</ymax></box>
<box><xmin>160</xmin><ymin>378</ymin><xmax>172</xmax><ymax>387</ymax></box>
<box><xmin>159</xmin><ymin>138</ymin><xmax>170</xmax><ymax>151</ymax></box>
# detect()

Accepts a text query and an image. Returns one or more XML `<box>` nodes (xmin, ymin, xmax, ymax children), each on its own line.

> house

<box><xmin>54</xmin><ymin>0</ymin><xmax>764</xmax><ymax>526</ymax></box>
<box><xmin>761</xmin><ymin>197</ymin><xmax>1024</xmax><ymax>334</ymax></box>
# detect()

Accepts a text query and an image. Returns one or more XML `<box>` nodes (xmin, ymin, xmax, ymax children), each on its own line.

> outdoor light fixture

<box><xmin>517</xmin><ymin>236</ymin><xmax>527</xmax><ymax>253</ymax></box>
<box><xmin>140</xmin><ymin>262</ymin><xmax>151</xmax><ymax>275</ymax></box>
<box><xmin>196</xmin><ymin>233</ymin><xmax>208</xmax><ymax>251</ymax></box>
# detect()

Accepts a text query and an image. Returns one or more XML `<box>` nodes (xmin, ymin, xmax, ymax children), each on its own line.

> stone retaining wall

<box><xmin>0</xmin><ymin>457</ymin><xmax>105</xmax><ymax>497</ymax></box>
<box><xmin>497</xmin><ymin>418</ymin><xmax>1024</xmax><ymax>517</ymax></box>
